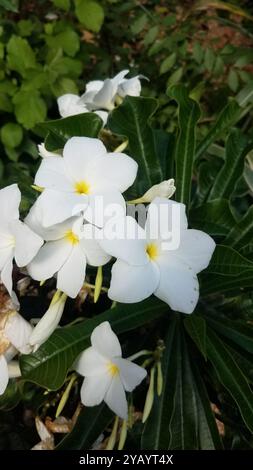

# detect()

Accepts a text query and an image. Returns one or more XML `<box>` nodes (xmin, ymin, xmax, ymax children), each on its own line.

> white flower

<box><xmin>29</xmin><ymin>291</ymin><xmax>67</xmax><ymax>348</ymax></box>
<box><xmin>34</xmin><ymin>137</ymin><xmax>137</xmax><ymax>227</ymax></box>
<box><xmin>57</xmin><ymin>69</ymin><xmax>146</xmax><ymax>121</ymax></box>
<box><xmin>26</xmin><ymin>206</ymin><xmax>110</xmax><ymax>298</ymax></box>
<box><xmin>0</xmin><ymin>311</ymin><xmax>33</xmax><ymax>395</ymax></box>
<box><xmin>38</xmin><ymin>143</ymin><xmax>60</xmax><ymax>159</ymax></box>
<box><xmin>57</xmin><ymin>94</ymin><xmax>108</xmax><ymax>125</ymax></box>
<box><xmin>99</xmin><ymin>198</ymin><xmax>216</xmax><ymax>314</ymax></box>
<box><xmin>75</xmin><ymin>321</ymin><xmax>147</xmax><ymax>419</ymax></box>
<box><xmin>0</xmin><ymin>184</ymin><xmax>43</xmax><ymax>302</ymax></box>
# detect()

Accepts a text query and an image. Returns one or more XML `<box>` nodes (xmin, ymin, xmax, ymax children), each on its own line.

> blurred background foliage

<box><xmin>0</xmin><ymin>0</ymin><xmax>253</xmax><ymax>192</ymax></box>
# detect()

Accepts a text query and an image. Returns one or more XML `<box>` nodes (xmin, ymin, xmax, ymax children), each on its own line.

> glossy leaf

<box><xmin>108</xmin><ymin>96</ymin><xmax>163</xmax><ymax>193</ymax></box>
<box><xmin>206</xmin><ymin>316</ymin><xmax>253</xmax><ymax>355</ymax></box>
<box><xmin>205</xmin><ymin>245</ymin><xmax>253</xmax><ymax>276</ymax></box>
<box><xmin>38</xmin><ymin>113</ymin><xmax>103</xmax><ymax>151</ymax></box>
<box><xmin>190</xmin><ymin>199</ymin><xmax>236</xmax><ymax>237</ymax></box>
<box><xmin>168</xmin><ymin>85</ymin><xmax>200</xmax><ymax>207</ymax></box>
<box><xmin>20</xmin><ymin>298</ymin><xmax>168</xmax><ymax>390</ymax></box>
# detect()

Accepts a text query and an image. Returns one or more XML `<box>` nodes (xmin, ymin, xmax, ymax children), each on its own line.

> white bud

<box><xmin>130</xmin><ymin>179</ymin><xmax>176</xmax><ymax>204</ymax></box>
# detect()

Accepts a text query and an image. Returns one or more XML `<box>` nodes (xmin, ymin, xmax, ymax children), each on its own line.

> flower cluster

<box><xmin>0</xmin><ymin>69</ymin><xmax>216</xmax><ymax>419</ymax></box>
<box><xmin>57</xmin><ymin>69</ymin><xmax>146</xmax><ymax>124</ymax></box>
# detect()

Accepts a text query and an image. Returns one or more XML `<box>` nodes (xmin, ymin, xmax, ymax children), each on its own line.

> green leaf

<box><xmin>192</xmin><ymin>41</ymin><xmax>204</xmax><ymax>64</ymax></box>
<box><xmin>0</xmin><ymin>93</ymin><xmax>13</xmax><ymax>113</ymax></box>
<box><xmin>51</xmin><ymin>77</ymin><xmax>78</xmax><ymax>97</ymax></box>
<box><xmin>190</xmin><ymin>199</ymin><xmax>236</xmax><ymax>237</ymax></box>
<box><xmin>13</xmin><ymin>90</ymin><xmax>47</xmax><ymax>129</ymax></box>
<box><xmin>1</xmin><ymin>123</ymin><xmax>23</xmax><ymax>148</ymax></box>
<box><xmin>160</xmin><ymin>53</ymin><xmax>176</xmax><ymax>75</ymax></box>
<box><xmin>56</xmin><ymin>404</ymin><xmax>113</xmax><ymax>450</ymax></box>
<box><xmin>0</xmin><ymin>0</ymin><xmax>18</xmax><ymax>12</ymax></box>
<box><xmin>195</xmin><ymin>159</ymin><xmax>222</xmax><ymax>204</ymax></box>
<box><xmin>236</xmin><ymin>81</ymin><xmax>253</xmax><ymax>107</ymax></box>
<box><xmin>20</xmin><ymin>298</ymin><xmax>168</xmax><ymax>390</ymax></box>
<box><xmin>108</xmin><ymin>96</ymin><xmax>163</xmax><ymax>193</ymax></box>
<box><xmin>51</xmin><ymin>0</ymin><xmax>70</xmax><ymax>10</ymax></box>
<box><xmin>168</xmin><ymin>85</ymin><xmax>201</xmax><ymax>207</ymax></box>
<box><xmin>7</xmin><ymin>35</ymin><xmax>37</xmax><ymax>78</ymax></box>
<box><xmin>205</xmin><ymin>245</ymin><xmax>253</xmax><ymax>276</ymax></box>
<box><xmin>228</xmin><ymin>69</ymin><xmax>239</xmax><ymax>92</ymax></box>
<box><xmin>142</xmin><ymin>319</ymin><xmax>221</xmax><ymax>449</ymax></box>
<box><xmin>224</xmin><ymin>206</ymin><xmax>253</xmax><ymax>251</ymax></box>
<box><xmin>204</xmin><ymin>48</ymin><xmax>215</xmax><ymax>72</ymax></box>
<box><xmin>195</xmin><ymin>100</ymin><xmax>240</xmax><ymax>161</ymax></box>
<box><xmin>201</xmin><ymin>270</ymin><xmax>253</xmax><ymax>296</ymax></box>
<box><xmin>206</xmin><ymin>327</ymin><xmax>253</xmax><ymax>433</ymax></box>
<box><xmin>39</xmin><ymin>113</ymin><xmax>103</xmax><ymax>151</ymax></box>
<box><xmin>206</xmin><ymin>316</ymin><xmax>253</xmax><ymax>356</ymax></box>
<box><xmin>167</xmin><ymin>67</ymin><xmax>183</xmax><ymax>87</ymax></box>
<box><xmin>130</xmin><ymin>13</ymin><xmax>148</xmax><ymax>35</ymax></box>
<box><xmin>184</xmin><ymin>315</ymin><xmax>207</xmax><ymax>360</ymax></box>
<box><xmin>75</xmin><ymin>0</ymin><xmax>104</xmax><ymax>33</ymax></box>
<box><xmin>46</xmin><ymin>30</ymin><xmax>80</xmax><ymax>57</ymax></box>
<box><xmin>208</xmin><ymin>129</ymin><xmax>249</xmax><ymax>201</ymax></box>
<box><xmin>143</xmin><ymin>26</ymin><xmax>159</xmax><ymax>47</ymax></box>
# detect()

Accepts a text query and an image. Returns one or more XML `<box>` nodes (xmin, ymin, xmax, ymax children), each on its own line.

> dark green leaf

<box><xmin>168</xmin><ymin>85</ymin><xmax>200</xmax><ymax>207</ymax></box>
<box><xmin>206</xmin><ymin>327</ymin><xmax>253</xmax><ymax>433</ymax></box>
<box><xmin>190</xmin><ymin>199</ymin><xmax>236</xmax><ymax>237</ymax></box>
<box><xmin>195</xmin><ymin>100</ymin><xmax>240</xmax><ymax>161</ymax></box>
<box><xmin>108</xmin><ymin>96</ymin><xmax>163</xmax><ymax>192</ymax></box>
<box><xmin>184</xmin><ymin>315</ymin><xmax>207</xmax><ymax>360</ymax></box>
<box><xmin>20</xmin><ymin>298</ymin><xmax>168</xmax><ymax>390</ymax></box>
<box><xmin>13</xmin><ymin>90</ymin><xmax>47</xmax><ymax>129</ymax></box>
<box><xmin>208</xmin><ymin>129</ymin><xmax>249</xmax><ymax>201</ymax></box>
<box><xmin>205</xmin><ymin>245</ymin><xmax>253</xmax><ymax>276</ymax></box>
<box><xmin>206</xmin><ymin>316</ymin><xmax>253</xmax><ymax>355</ymax></box>
<box><xmin>39</xmin><ymin>113</ymin><xmax>103</xmax><ymax>151</ymax></box>
<box><xmin>224</xmin><ymin>206</ymin><xmax>253</xmax><ymax>251</ymax></box>
<box><xmin>7</xmin><ymin>35</ymin><xmax>37</xmax><ymax>78</ymax></box>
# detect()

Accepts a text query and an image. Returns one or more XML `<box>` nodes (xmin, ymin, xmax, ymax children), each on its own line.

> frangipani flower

<box><xmin>0</xmin><ymin>310</ymin><xmax>33</xmax><ymax>395</ymax></box>
<box><xmin>26</xmin><ymin>206</ymin><xmax>110</xmax><ymax>298</ymax></box>
<box><xmin>75</xmin><ymin>322</ymin><xmax>147</xmax><ymax>419</ymax></box>
<box><xmin>129</xmin><ymin>179</ymin><xmax>176</xmax><ymax>204</ymax></box>
<box><xmin>57</xmin><ymin>69</ymin><xmax>146</xmax><ymax>121</ymax></box>
<box><xmin>0</xmin><ymin>184</ymin><xmax>43</xmax><ymax>303</ymax></box>
<box><xmin>99</xmin><ymin>198</ymin><xmax>216</xmax><ymax>314</ymax></box>
<box><xmin>34</xmin><ymin>137</ymin><xmax>137</xmax><ymax>227</ymax></box>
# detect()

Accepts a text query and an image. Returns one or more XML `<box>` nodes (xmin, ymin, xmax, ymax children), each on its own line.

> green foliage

<box><xmin>74</xmin><ymin>0</ymin><xmax>104</xmax><ymax>32</ymax></box>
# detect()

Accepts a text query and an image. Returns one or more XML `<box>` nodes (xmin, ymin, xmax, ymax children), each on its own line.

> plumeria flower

<box><xmin>0</xmin><ymin>184</ymin><xmax>43</xmax><ymax>303</ymax></box>
<box><xmin>26</xmin><ymin>204</ymin><xmax>110</xmax><ymax>298</ymax></box>
<box><xmin>0</xmin><ymin>310</ymin><xmax>33</xmax><ymax>395</ymax></box>
<box><xmin>57</xmin><ymin>94</ymin><xmax>108</xmax><ymax>125</ymax></box>
<box><xmin>33</xmin><ymin>137</ymin><xmax>137</xmax><ymax>227</ymax></box>
<box><xmin>129</xmin><ymin>179</ymin><xmax>176</xmax><ymax>204</ymax></box>
<box><xmin>75</xmin><ymin>322</ymin><xmax>147</xmax><ymax>419</ymax></box>
<box><xmin>99</xmin><ymin>197</ymin><xmax>216</xmax><ymax>314</ymax></box>
<box><xmin>57</xmin><ymin>70</ymin><xmax>146</xmax><ymax>121</ymax></box>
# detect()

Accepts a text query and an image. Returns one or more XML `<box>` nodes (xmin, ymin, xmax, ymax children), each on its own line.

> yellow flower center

<box><xmin>74</xmin><ymin>180</ymin><xmax>90</xmax><ymax>195</ymax></box>
<box><xmin>146</xmin><ymin>243</ymin><xmax>158</xmax><ymax>260</ymax></box>
<box><xmin>107</xmin><ymin>361</ymin><xmax>120</xmax><ymax>377</ymax></box>
<box><xmin>64</xmin><ymin>230</ymin><xmax>79</xmax><ymax>245</ymax></box>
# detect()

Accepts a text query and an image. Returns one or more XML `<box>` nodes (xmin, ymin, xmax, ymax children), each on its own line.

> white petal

<box><xmin>11</xmin><ymin>220</ymin><xmax>43</xmax><ymax>267</ymax></box>
<box><xmin>1</xmin><ymin>256</ymin><xmax>14</xmax><ymax>298</ymax></box>
<box><xmin>105</xmin><ymin>374</ymin><xmax>128</xmax><ymax>420</ymax></box>
<box><xmin>38</xmin><ymin>143</ymin><xmax>60</xmax><ymax>159</ymax></box>
<box><xmin>118</xmin><ymin>77</ymin><xmax>141</xmax><ymax>98</ymax></box>
<box><xmin>99</xmin><ymin>216</ymin><xmax>148</xmax><ymax>265</ymax></box>
<box><xmin>75</xmin><ymin>347</ymin><xmax>108</xmax><ymax>377</ymax></box>
<box><xmin>172</xmin><ymin>229</ymin><xmax>216</xmax><ymax>274</ymax></box>
<box><xmin>94</xmin><ymin>110</ymin><xmax>108</xmax><ymax>125</ymax></box>
<box><xmin>85</xmin><ymin>190</ymin><xmax>126</xmax><ymax>228</ymax></box>
<box><xmin>79</xmin><ymin>225</ymin><xmax>111</xmax><ymax>266</ymax></box>
<box><xmin>92</xmin><ymin>79</ymin><xmax>117</xmax><ymax>111</ymax></box>
<box><xmin>0</xmin><ymin>184</ymin><xmax>20</xmax><ymax>229</ymax></box>
<box><xmin>5</xmin><ymin>313</ymin><xmax>33</xmax><ymax>354</ymax></box>
<box><xmin>29</xmin><ymin>294</ymin><xmax>66</xmax><ymax>347</ymax></box>
<box><xmin>57</xmin><ymin>94</ymin><xmax>87</xmax><ymax>118</ymax></box>
<box><xmin>91</xmin><ymin>321</ymin><xmax>122</xmax><ymax>359</ymax></box>
<box><xmin>155</xmin><ymin>256</ymin><xmax>199</xmax><ymax>314</ymax></box>
<box><xmin>80</xmin><ymin>374</ymin><xmax>112</xmax><ymax>407</ymax></box>
<box><xmin>108</xmin><ymin>259</ymin><xmax>159</xmax><ymax>303</ymax></box>
<box><xmin>35</xmin><ymin>156</ymin><xmax>73</xmax><ymax>192</ymax></box>
<box><xmin>85</xmin><ymin>80</ymin><xmax>104</xmax><ymax>93</ymax></box>
<box><xmin>0</xmin><ymin>355</ymin><xmax>9</xmax><ymax>395</ymax></box>
<box><xmin>7</xmin><ymin>361</ymin><xmax>21</xmax><ymax>378</ymax></box>
<box><xmin>0</xmin><ymin>246</ymin><xmax>14</xmax><ymax>271</ymax></box>
<box><xmin>57</xmin><ymin>245</ymin><xmax>86</xmax><ymax>298</ymax></box>
<box><xmin>145</xmin><ymin>197</ymin><xmax>188</xmax><ymax>242</ymax></box>
<box><xmin>35</xmin><ymin>190</ymin><xmax>88</xmax><ymax>227</ymax></box>
<box><xmin>27</xmin><ymin>239</ymin><xmax>72</xmax><ymax>281</ymax></box>
<box><xmin>111</xmin><ymin>69</ymin><xmax>129</xmax><ymax>86</ymax></box>
<box><xmin>114</xmin><ymin>357</ymin><xmax>147</xmax><ymax>392</ymax></box>
<box><xmin>88</xmin><ymin>153</ymin><xmax>137</xmax><ymax>193</ymax></box>
<box><xmin>63</xmin><ymin>137</ymin><xmax>106</xmax><ymax>183</ymax></box>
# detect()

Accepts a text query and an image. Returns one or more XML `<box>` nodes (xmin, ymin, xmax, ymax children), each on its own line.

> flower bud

<box><xmin>129</xmin><ymin>179</ymin><xmax>176</xmax><ymax>204</ymax></box>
